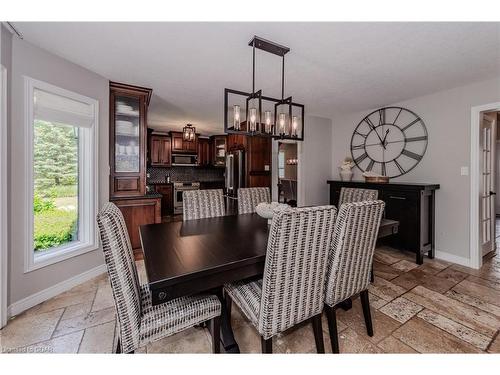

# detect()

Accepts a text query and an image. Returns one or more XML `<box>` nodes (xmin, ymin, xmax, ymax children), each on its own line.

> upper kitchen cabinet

<box><xmin>149</xmin><ymin>133</ymin><xmax>171</xmax><ymax>167</ymax></box>
<box><xmin>211</xmin><ymin>135</ymin><xmax>227</xmax><ymax>167</ymax></box>
<box><xmin>170</xmin><ymin>131</ymin><xmax>198</xmax><ymax>154</ymax></box>
<box><xmin>109</xmin><ymin>81</ymin><xmax>152</xmax><ymax>198</ymax></box>
<box><xmin>197</xmin><ymin>137</ymin><xmax>211</xmax><ymax>166</ymax></box>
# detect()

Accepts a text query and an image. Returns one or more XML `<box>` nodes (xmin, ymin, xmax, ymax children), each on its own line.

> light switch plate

<box><xmin>461</xmin><ymin>166</ymin><xmax>469</xmax><ymax>176</ymax></box>
<box><xmin>264</xmin><ymin>165</ymin><xmax>270</xmax><ymax>171</ymax></box>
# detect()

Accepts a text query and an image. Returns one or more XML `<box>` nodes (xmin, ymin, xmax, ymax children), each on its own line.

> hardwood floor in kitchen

<box><xmin>1</xmin><ymin>246</ymin><xmax>499</xmax><ymax>353</ymax></box>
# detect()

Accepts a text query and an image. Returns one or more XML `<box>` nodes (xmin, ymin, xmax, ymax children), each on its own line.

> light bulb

<box><xmin>264</xmin><ymin>111</ymin><xmax>272</xmax><ymax>133</ymax></box>
<box><xmin>292</xmin><ymin>116</ymin><xmax>298</xmax><ymax>137</ymax></box>
<box><xmin>279</xmin><ymin>113</ymin><xmax>286</xmax><ymax>135</ymax></box>
<box><xmin>249</xmin><ymin>107</ymin><xmax>257</xmax><ymax>132</ymax></box>
<box><xmin>233</xmin><ymin>105</ymin><xmax>241</xmax><ymax>130</ymax></box>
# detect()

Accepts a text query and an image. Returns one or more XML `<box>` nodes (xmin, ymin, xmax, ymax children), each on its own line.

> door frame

<box><xmin>470</xmin><ymin>102</ymin><xmax>500</xmax><ymax>269</ymax></box>
<box><xmin>1</xmin><ymin>65</ymin><xmax>8</xmax><ymax>327</ymax></box>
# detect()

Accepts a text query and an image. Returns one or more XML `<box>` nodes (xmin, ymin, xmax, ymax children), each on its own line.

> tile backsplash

<box><xmin>147</xmin><ymin>166</ymin><xmax>225</xmax><ymax>183</ymax></box>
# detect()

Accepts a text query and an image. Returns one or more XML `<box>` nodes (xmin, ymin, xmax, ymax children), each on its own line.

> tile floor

<box><xmin>1</xmin><ymin>246</ymin><xmax>499</xmax><ymax>354</ymax></box>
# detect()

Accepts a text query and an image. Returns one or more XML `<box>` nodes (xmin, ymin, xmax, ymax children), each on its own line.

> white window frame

<box><xmin>1</xmin><ymin>65</ymin><xmax>8</xmax><ymax>327</ymax></box>
<box><xmin>24</xmin><ymin>77</ymin><xmax>99</xmax><ymax>273</ymax></box>
<box><xmin>278</xmin><ymin>150</ymin><xmax>285</xmax><ymax>179</ymax></box>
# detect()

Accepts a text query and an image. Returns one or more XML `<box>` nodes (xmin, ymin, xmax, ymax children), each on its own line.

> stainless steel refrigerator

<box><xmin>225</xmin><ymin>149</ymin><xmax>245</xmax><ymax>197</ymax></box>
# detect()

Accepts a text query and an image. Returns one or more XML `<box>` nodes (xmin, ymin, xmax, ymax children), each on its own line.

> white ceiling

<box><xmin>14</xmin><ymin>22</ymin><xmax>500</xmax><ymax>135</ymax></box>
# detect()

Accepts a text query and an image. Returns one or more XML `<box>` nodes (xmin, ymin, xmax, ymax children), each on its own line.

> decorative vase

<box><xmin>339</xmin><ymin>168</ymin><xmax>353</xmax><ymax>181</ymax></box>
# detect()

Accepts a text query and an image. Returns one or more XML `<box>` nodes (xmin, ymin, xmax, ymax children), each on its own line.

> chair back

<box><xmin>338</xmin><ymin>187</ymin><xmax>378</xmax><ymax>206</ymax></box>
<box><xmin>183</xmin><ymin>189</ymin><xmax>225</xmax><ymax>220</ymax></box>
<box><xmin>258</xmin><ymin>205</ymin><xmax>337</xmax><ymax>339</ymax></box>
<box><xmin>237</xmin><ymin>187</ymin><xmax>271</xmax><ymax>214</ymax></box>
<box><xmin>324</xmin><ymin>200</ymin><xmax>385</xmax><ymax>306</ymax></box>
<box><xmin>96</xmin><ymin>202</ymin><xmax>142</xmax><ymax>353</ymax></box>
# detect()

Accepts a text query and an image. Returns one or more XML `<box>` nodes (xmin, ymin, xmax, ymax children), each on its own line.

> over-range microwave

<box><xmin>171</xmin><ymin>154</ymin><xmax>198</xmax><ymax>166</ymax></box>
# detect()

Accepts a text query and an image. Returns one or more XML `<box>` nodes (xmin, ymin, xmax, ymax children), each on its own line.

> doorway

<box><xmin>277</xmin><ymin>141</ymin><xmax>298</xmax><ymax>207</ymax></box>
<box><xmin>470</xmin><ymin>103</ymin><xmax>500</xmax><ymax>269</ymax></box>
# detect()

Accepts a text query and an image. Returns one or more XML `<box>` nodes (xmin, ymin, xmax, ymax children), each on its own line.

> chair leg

<box><xmin>261</xmin><ymin>337</ymin><xmax>273</xmax><ymax>353</ymax></box>
<box><xmin>115</xmin><ymin>337</ymin><xmax>121</xmax><ymax>354</ymax></box>
<box><xmin>370</xmin><ymin>264</ymin><xmax>374</xmax><ymax>282</ymax></box>
<box><xmin>311</xmin><ymin>313</ymin><xmax>325</xmax><ymax>353</ymax></box>
<box><xmin>225</xmin><ymin>291</ymin><xmax>232</xmax><ymax>318</ymax></box>
<box><xmin>325</xmin><ymin>305</ymin><xmax>339</xmax><ymax>353</ymax></box>
<box><xmin>210</xmin><ymin>316</ymin><xmax>221</xmax><ymax>354</ymax></box>
<box><xmin>360</xmin><ymin>290</ymin><xmax>374</xmax><ymax>337</ymax></box>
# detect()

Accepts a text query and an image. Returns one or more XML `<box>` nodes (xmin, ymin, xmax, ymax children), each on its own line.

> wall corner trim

<box><xmin>434</xmin><ymin>251</ymin><xmax>471</xmax><ymax>268</ymax></box>
<box><xmin>7</xmin><ymin>263</ymin><xmax>107</xmax><ymax>318</ymax></box>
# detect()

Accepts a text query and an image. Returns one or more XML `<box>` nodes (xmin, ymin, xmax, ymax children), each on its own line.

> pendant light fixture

<box><xmin>183</xmin><ymin>123</ymin><xmax>196</xmax><ymax>142</ymax></box>
<box><xmin>224</xmin><ymin>36</ymin><xmax>305</xmax><ymax>141</ymax></box>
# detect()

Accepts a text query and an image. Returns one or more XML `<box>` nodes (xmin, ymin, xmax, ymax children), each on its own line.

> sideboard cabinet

<box><xmin>327</xmin><ymin>180</ymin><xmax>440</xmax><ymax>264</ymax></box>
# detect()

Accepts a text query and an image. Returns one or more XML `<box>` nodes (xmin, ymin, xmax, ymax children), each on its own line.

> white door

<box><xmin>480</xmin><ymin>113</ymin><xmax>497</xmax><ymax>256</ymax></box>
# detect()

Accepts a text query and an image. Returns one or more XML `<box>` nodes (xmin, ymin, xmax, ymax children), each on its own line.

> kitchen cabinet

<box><xmin>150</xmin><ymin>134</ymin><xmax>171</xmax><ymax>167</ymax></box>
<box><xmin>246</xmin><ymin>136</ymin><xmax>272</xmax><ymax>188</ymax></box>
<box><xmin>111</xmin><ymin>196</ymin><xmax>161</xmax><ymax>257</ymax></box>
<box><xmin>170</xmin><ymin>131</ymin><xmax>198</xmax><ymax>154</ymax></box>
<box><xmin>155</xmin><ymin>184</ymin><xmax>173</xmax><ymax>216</ymax></box>
<box><xmin>109</xmin><ymin>81</ymin><xmax>152</xmax><ymax>198</ymax></box>
<box><xmin>211</xmin><ymin>135</ymin><xmax>227</xmax><ymax>167</ymax></box>
<box><xmin>227</xmin><ymin>134</ymin><xmax>247</xmax><ymax>151</ymax></box>
<box><xmin>327</xmin><ymin>180</ymin><xmax>439</xmax><ymax>264</ymax></box>
<box><xmin>197</xmin><ymin>137</ymin><xmax>211</xmax><ymax>166</ymax></box>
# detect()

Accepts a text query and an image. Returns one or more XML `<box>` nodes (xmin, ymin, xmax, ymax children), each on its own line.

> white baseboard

<box><xmin>435</xmin><ymin>251</ymin><xmax>472</xmax><ymax>268</ymax></box>
<box><xmin>7</xmin><ymin>264</ymin><xmax>107</xmax><ymax>318</ymax></box>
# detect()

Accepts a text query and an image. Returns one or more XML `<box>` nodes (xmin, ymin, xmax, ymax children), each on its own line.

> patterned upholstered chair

<box><xmin>324</xmin><ymin>200</ymin><xmax>385</xmax><ymax>353</ymax></box>
<box><xmin>97</xmin><ymin>202</ymin><xmax>222</xmax><ymax>353</ymax></box>
<box><xmin>338</xmin><ymin>187</ymin><xmax>378</xmax><ymax>206</ymax></box>
<box><xmin>224</xmin><ymin>205</ymin><xmax>337</xmax><ymax>353</ymax></box>
<box><xmin>183</xmin><ymin>189</ymin><xmax>225</xmax><ymax>221</ymax></box>
<box><xmin>237</xmin><ymin>187</ymin><xmax>271</xmax><ymax>214</ymax></box>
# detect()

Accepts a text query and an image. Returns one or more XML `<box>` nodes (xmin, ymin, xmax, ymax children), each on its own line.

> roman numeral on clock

<box><xmin>401</xmin><ymin>149</ymin><xmax>422</xmax><ymax>160</ymax></box>
<box><xmin>354</xmin><ymin>152</ymin><xmax>368</xmax><ymax>164</ymax></box>
<box><xmin>405</xmin><ymin>136</ymin><xmax>427</xmax><ymax>142</ymax></box>
<box><xmin>355</xmin><ymin>130</ymin><xmax>368</xmax><ymax>138</ymax></box>
<box><xmin>378</xmin><ymin>108</ymin><xmax>386</xmax><ymax>125</ymax></box>
<box><xmin>364</xmin><ymin>117</ymin><xmax>376</xmax><ymax>130</ymax></box>
<box><xmin>381</xmin><ymin>163</ymin><xmax>386</xmax><ymax>176</ymax></box>
<box><xmin>352</xmin><ymin>144</ymin><xmax>365</xmax><ymax>150</ymax></box>
<box><xmin>366</xmin><ymin>159</ymin><xmax>375</xmax><ymax>172</ymax></box>
<box><xmin>394</xmin><ymin>159</ymin><xmax>406</xmax><ymax>174</ymax></box>
<box><xmin>402</xmin><ymin>118</ymin><xmax>420</xmax><ymax>131</ymax></box>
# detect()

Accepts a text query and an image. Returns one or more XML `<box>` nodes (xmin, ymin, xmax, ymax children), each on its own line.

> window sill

<box><xmin>25</xmin><ymin>240</ymin><xmax>98</xmax><ymax>273</ymax></box>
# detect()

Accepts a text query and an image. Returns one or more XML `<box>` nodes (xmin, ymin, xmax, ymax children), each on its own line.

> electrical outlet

<box><xmin>461</xmin><ymin>166</ymin><xmax>469</xmax><ymax>176</ymax></box>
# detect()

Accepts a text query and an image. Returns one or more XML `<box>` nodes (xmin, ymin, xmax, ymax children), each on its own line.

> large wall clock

<box><xmin>350</xmin><ymin>107</ymin><xmax>428</xmax><ymax>178</ymax></box>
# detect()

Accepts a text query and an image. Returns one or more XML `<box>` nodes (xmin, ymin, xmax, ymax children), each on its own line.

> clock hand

<box><xmin>381</xmin><ymin>129</ymin><xmax>390</xmax><ymax>147</ymax></box>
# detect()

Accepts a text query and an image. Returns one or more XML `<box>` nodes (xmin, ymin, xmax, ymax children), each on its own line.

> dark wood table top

<box><xmin>139</xmin><ymin>213</ymin><xmax>398</xmax><ymax>303</ymax></box>
<box><xmin>140</xmin><ymin>213</ymin><xmax>269</xmax><ymax>291</ymax></box>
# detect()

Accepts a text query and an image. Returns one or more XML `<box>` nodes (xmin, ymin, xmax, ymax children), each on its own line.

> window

<box><xmin>25</xmin><ymin>77</ymin><xmax>98</xmax><ymax>272</ymax></box>
<box><xmin>278</xmin><ymin>151</ymin><xmax>285</xmax><ymax>179</ymax></box>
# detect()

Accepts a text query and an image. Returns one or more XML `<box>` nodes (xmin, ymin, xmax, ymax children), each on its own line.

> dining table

<box><xmin>139</xmin><ymin>213</ymin><xmax>399</xmax><ymax>353</ymax></box>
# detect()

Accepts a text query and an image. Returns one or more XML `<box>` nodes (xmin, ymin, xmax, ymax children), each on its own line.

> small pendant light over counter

<box><xmin>183</xmin><ymin>124</ymin><xmax>196</xmax><ymax>142</ymax></box>
<box><xmin>224</xmin><ymin>36</ymin><xmax>305</xmax><ymax>141</ymax></box>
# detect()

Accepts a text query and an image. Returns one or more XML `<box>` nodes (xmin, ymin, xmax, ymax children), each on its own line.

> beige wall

<box><xmin>331</xmin><ymin>76</ymin><xmax>500</xmax><ymax>262</ymax></box>
<box><xmin>8</xmin><ymin>37</ymin><xmax>109</xmax><ymax>306</ymax></box>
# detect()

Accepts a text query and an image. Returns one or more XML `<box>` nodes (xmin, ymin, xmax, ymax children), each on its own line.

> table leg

<box><xmin>216</xmin><ymin>289</ymin><xmax>240</xmax><ymax>353</ymax></box>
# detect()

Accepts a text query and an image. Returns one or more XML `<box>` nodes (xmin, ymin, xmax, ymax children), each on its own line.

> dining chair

<box><xmin>97</xmin><ymin>202</ymin><xmax>222</xmax><ymax>353</ymax></box>
<box><xmin>338</xmin><ymin>187</ymin><xmax>378</xmax><ymax>206</ymax></box>
<box><xmin>224</xmin><ymin>205</ymin><xmax>337</xmax><ymax>353</ymax></box>
<box><xmin>323</xmin><ymin>200</ymin><xmax>385</xmax><ymax>353</ymax></box>
<box><xmin>237</xmin><ymin>187</ymin><xmax>271</xmax><ymax>214</ymax></box>
<box><xmin>183</xmin><ymin>189</ymin><xmax>225</xmax><ymax>221</ymax></box>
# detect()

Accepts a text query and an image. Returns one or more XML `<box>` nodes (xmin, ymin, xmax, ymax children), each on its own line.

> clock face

<box><xmin>350</xmin><ymin>107</ymin><xmax>428</xmax><ymax>178</ymax></box>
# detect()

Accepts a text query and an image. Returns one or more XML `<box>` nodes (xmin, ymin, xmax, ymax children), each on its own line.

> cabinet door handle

<box><xmin>389</xmin><ymin>196</ymin><xmax>406</xmax><ymax>200</ymax></box>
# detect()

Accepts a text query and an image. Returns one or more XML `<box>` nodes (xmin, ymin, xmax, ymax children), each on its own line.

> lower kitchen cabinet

<box><xmin>155</xmin><ymin>183</ymin><xmax>174</xmax><ymax>216</ymax></box>
<box><xmin>111</xmin><ymin>196</ymin><xmax>161</xmax><ymax>257</ymax></box>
